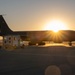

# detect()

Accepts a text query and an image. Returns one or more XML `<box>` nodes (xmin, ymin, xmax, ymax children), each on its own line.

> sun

<box><xmin>44</xmin><ymin>20</ymin><xmax>67</xmax><ymax>32</ymax></box>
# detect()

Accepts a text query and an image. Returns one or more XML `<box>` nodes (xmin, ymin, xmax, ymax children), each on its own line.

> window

<box><xmin>9</xmin><ymin>37</ymin><xmax>11</xmax><ymax>40</ymax></box>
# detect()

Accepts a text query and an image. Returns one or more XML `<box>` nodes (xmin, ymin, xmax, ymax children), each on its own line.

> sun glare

<box><xmin>44</xmin><ymin>20</ymin><xmax>67</xmax><ymax>32</ymax></box>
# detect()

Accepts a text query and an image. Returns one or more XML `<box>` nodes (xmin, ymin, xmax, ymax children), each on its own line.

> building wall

<box><xmin>3</xmin><ymin>35</ymin><xmax>20</xmax><ymax>50</ymax></box>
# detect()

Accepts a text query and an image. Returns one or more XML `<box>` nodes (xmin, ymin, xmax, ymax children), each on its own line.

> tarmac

<box><xmin>0</xmin><ymin>44</ymin><xmax>75</xmax><ymax>75</ymax></box>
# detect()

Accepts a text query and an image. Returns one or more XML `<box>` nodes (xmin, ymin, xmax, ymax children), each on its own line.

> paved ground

<box><xmin>0</xmin><ymin>44</ymin><xmax>75</xmax><ymax>75</ymax></box>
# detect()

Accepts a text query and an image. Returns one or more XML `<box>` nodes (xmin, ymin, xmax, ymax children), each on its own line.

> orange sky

<box><xmin>0</xmin><ymin>0</ymin><xmax>75</xmax><ymax>31</ymax></box>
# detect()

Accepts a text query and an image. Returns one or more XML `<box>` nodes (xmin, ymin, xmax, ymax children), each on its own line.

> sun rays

<box><xmin>44</xmin><ymin>20</ymin><xmax>68</xmax><ymax>32</ymax></box>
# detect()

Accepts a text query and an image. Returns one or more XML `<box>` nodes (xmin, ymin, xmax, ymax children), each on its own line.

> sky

<box><xmin>0</xmin><ymin>0</ymin><xmax>75</xmax><ymax>31</ymax></box>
